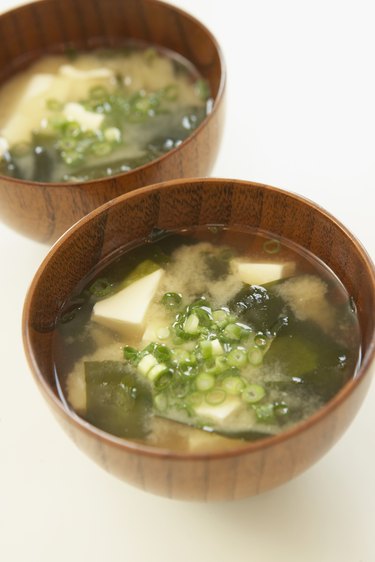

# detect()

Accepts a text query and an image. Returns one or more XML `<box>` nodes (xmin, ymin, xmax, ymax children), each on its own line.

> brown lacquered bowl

<box><xmin>0</xmin><ymin>0</ymin><xmax>225</xmax><ymax>243</ymax></box>
<box><xmin>23</xmin><ymin>178</ymin><xmax>375</xmax><ymax>501</ymax></box>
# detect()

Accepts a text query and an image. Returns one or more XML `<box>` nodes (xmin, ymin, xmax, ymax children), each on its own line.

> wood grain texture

<box><xmin>23</xmin><ymin>178</ymin><xmax>375</xmax><ymax>501</ymax></box>
<box><xmin>0</xmin><ymin>0</ymin><xmax>225</xmax><ymax>242</ymax></box>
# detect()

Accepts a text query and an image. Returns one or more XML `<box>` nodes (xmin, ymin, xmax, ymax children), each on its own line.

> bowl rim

<box><xmin>0</xmin><ymin>0</ymin><xmax>226</xmax><ymax>188</ymax></box>
<box><xmin>22</xmin><ymin>177</ymin><xmax>375</xmax><ymax>461</ymax></box>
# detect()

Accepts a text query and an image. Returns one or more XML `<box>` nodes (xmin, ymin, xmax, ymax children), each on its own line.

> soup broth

<box><xmin>0</xmin><ymin>45</ymin><xmax>211</xmax><ymax>183</ymax></box>
<box><xmin>53</xmin><ymin>226</ymin><xmax>361</xmax><ymax>452</ymax></box>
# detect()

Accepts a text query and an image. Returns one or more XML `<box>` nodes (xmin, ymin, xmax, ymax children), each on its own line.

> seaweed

<box><xmin>84</xmin><ymin>361</ymin><xmax>152</xmax><ymax>438</ymax></box>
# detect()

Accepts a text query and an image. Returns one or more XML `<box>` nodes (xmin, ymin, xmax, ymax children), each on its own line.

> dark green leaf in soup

<box><xmin>228</xmin><ymin>282</ymin><xmax>288</xmax><ymax>334</ymax></box>
<box><xmin>0</xmin><ymin>46</ymin><xmax>211</xmax><ymax>183</ymax></box>
<box><xmin>263</xmin><ymin>319</ymin><xmax>352</xmax><ymax>402</ymax></box>
<box><xmin>231</xmin><ymin>274</ymin><xmax>358</xmax><ymax>404</ymax></box>
<box><xmin>32</xmin><ymin>145</ymin><xmax>54</xmax><ymax>182</ymax></box>
<box><xmin>53</xmin><ymin>228</ymin><xmax>362</xmax><ymax>451</ymax></box>
<box><xmin>84</xmin><ymin>361</ymin><xmax>152</xmax><ymax>438</ymax></box>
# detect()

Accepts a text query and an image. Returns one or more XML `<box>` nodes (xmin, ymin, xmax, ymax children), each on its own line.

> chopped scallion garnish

<box><xmin>161</xmin><ymin>292</ymin><xmax>182</xmax><ymax>309</ymax></box>
<box><xmin>221</xmin><ymin>375</ymin><xmax>246</xmax><ymax>395</ymax></box>
<box><xmin>183</xmin><ymin>313</ymin><xmax>200</xmax><ymax>334</ymax></box>
<box><xmin>242</xmin><ymin>384</ymin><xmax>266</xmax><ymax>404</ymax></box>
<box><xmin>196</xmin><ymin>372</ymin><xmax>215</xmax><ymax>391</ymax></box>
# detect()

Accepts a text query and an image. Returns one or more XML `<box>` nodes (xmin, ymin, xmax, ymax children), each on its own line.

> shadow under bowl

<box><xmin>23</xmin><ymin>178</ymin><xmax>375</xmax><ymax>501</ymax></box>
<box><xmin>0</xmin><ymin>0</ymin><xmax>225</xmax><ymax>243</ymax></box>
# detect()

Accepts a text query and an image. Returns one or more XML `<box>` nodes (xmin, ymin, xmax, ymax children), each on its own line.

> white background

<box><xmin>1</xmin><ymin>1</ymin><xmax>374</xmax><ymax>561</ymax></box>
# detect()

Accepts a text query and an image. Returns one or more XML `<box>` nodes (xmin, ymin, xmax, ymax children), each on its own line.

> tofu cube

<box><xmin>92</xmin><ymin>269</ymin><xmax>164</xmax><ymax>338</ymax></box>
<box><xmin>194</xmin><ymin>397</ymin><xmax>242</xmax><ymax>426</ymax></box>
<box><xmin>59</xmin><ymin>64</ymin><xmax>114</xmax><ymax>80</ymax></box>
<box><xmin>231</xmin><ymin>259</ymin><xmax>295</xmax><ymax>286</ymax></box>
<box><xmin>0</xmin><ymin>73</ymin><xmax>55</xmax><ymax>144</ymax></box>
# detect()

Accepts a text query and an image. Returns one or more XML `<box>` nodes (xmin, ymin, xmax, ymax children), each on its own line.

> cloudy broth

<box><xmin>0</xmin><ymin>44</ymin><xmax>211</xmax><ymax>183</ymax></box>
<box><xmin>53</xmin><ymin>226</ymin><xmax>361</xmax><ymax>453</ymax></box>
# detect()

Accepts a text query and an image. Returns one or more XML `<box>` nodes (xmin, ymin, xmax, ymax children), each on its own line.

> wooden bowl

<box><xmin>23</xmin><ymin>178</ymin><xmax>375</xmax><ymax>501</ymax></box>
<box><xmin>0</xmin><ymin>0</ymin><xmax>225</xmax><ymax>243</ymax></box>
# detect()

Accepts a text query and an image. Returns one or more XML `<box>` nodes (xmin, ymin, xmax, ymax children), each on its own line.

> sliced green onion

<box><xmin>147</xmin><ymin>343</ymin><xmax>171</xmax><ymax>363</ymax></box>
<box><xmin>195</xmin><ymin>372</ymin><xmax>215</xmax><ymax>391</ymax></box>
<box><xmin>161</xmin><ymin>292</ymin><xmax>182</xmax><ymax>309</ymax></box>
<box><xmin>222</xmin><ymin>322</ymin><xmax>249</xmax><ymax>341</ymax></box>
<box><xmin>148</xmin><ymin>362</ymin><xmax>168</xmax><ymax>382</ymax></box>
<box><xmin>221</xmin><ymin>375</ymin><xmax>246</xmax><ymax>395</ymax></box>
<box><xmin>202</xmin><ymin>357</ymin><xmax>229</xmax><ymax>378</ymax></box>
<box><xmin>200</xmin><ymin>339</ymin><xmax>213</xmax><ymax>360</ymax></box>
<box><xmin>242</xmin><ymin>384</ymin><xmax>265</xmax><ymax>404</ymax></box>
<box><xmin>201</xmin><ymin>362</ymin><xmax>217</xmax><ymax>377</ymax></box>
<box><xmin>153</xmin><ymin>365</ymin><xmax>173</xmax><ymax>390</ymax></box>
<box><xmin>172</xmin><ymin>348</ymin><xmax>192</xmax><ymax>365</ymax></box>
<box><xmin>183</xmin><ymin>313</ymin><xmax>200</xmax><ymax>335</ymax></box>
<box><xmin>137</xmin><ymin>353</ymin><xmax>158</xmax><ymax>376</ymax></box>
<box><xmin>254</xmin><ymin>333</ymin><xmax>268</xmax><ymax>348</ymax></box>
<box><xmin>192</xmin><ymin>307</ymin><xmax>212</xmax><ymax>326</ymax></box>
<box><xmin>212</xmin><ymin>309</ymin><xmax>229</xmax><ymax>327</ymax></box>
<box><xmin>214</xmin><ymin>356</ymin><xmax>228</xmax><ymax>373</ymax></box>
<box><xmin>222</xmin><ymin>323</ymin><xmax>242</xmax><ymax>341</ymax></box>
<box><xmin>205</xmin><ymin>389</ymin><xmax>227</xmax><ymax>406</ymax></box>
<box><xmin>248</xmin><ymin>347</ymin><xmax>264</xmax><ymax>366</ymax></box>
<box><xmin>211</xmin><ymin>338</ymin><xmax>224</xmax><ymax>356</ymax></box>
<box><xmin>123</xmin><ymin>345</ymin><xmax>139</xmax><ymax>363</ymax></box>
<box><xmin>227</xmin><ymin>348</ymin><xmax>247</xmax><ymax>368</ymax></box>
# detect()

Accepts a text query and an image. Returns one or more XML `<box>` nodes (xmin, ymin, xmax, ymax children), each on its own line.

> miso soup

<box><xmin>0</xmin><ymin>45</ymin><xmax>211</xmax><ymax>183</ymax></box>
<box><xmin>53</xmin><ymin>226</ymin><xmax>361</xmax><ymax>452</ymax></box>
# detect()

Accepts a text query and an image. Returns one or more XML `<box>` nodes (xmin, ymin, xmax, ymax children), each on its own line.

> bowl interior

<box><xmin>0</xmin><ymin>0</ymin><xmax>223</xmax><ymax>98</ymax></box>
<box><xmin>25</xmin><ymin>178</ymin><xmax>375</xmax><ymax>416</ymax></box>
<box><xmin>0</xmin><ymin>0</ymin><xmax>226</xmax><ymax>244</ymax></box>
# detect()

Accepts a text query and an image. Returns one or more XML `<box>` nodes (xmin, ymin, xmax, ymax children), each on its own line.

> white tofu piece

<box><xmin>63</xmin><ymin>102</ymin><xmax>104</xmax><ymax>131</ymax></box>
<box><xmin>194</xmin><ymin>397</ymin><xmax>241</xmax><ymax>426</ymax></box>
<box><xmin>0</xmin><ymin>73</ymin><xmax>55</xmax><ymax>144</ymax></box>
<box><xmin>66</xmin><ymin>368</ymin><xmax>86</xmax><ymax>412</ymax></box>
<box><xmin>1</xmin><ymin>114</ymin><xmax>32</xmax><ymax>144</ymax></box>
<box><xmin>92</xmin><ymin>269</ymin><xmax>164</xmax><ymax>338</ymax></box>
<box><xmin>0</xmin><ymin>67</ymin><xmax>110</xmax><ymax>145</ymax></box>
<box><xmin>20</xmin><ymin>73</ymin><xmax>55</xmax><ymax>99</ymax></box>
<box><xmin>230</xmin><ymin>259</ymin><xmax>295</xmax><ymax>286</ymax></box>
<box><xmin>59</xmin><ymin>64</ymin><xmax>114</xmax><ymax>80</ymax></box>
